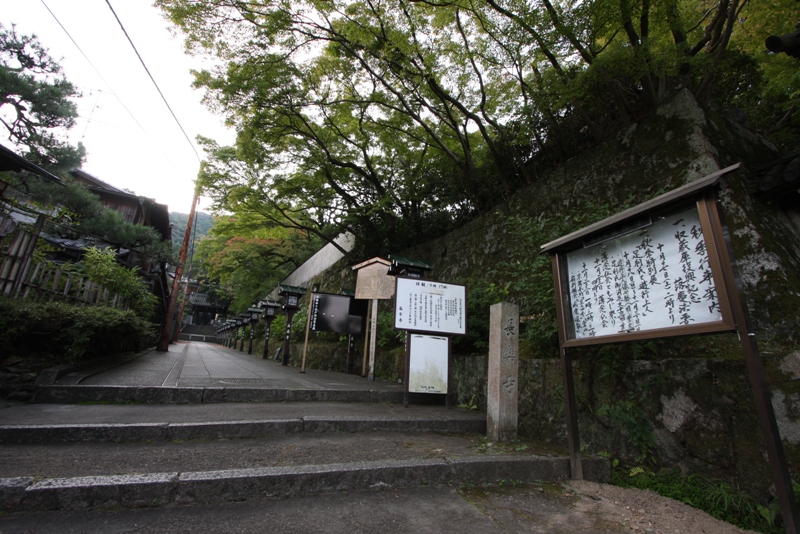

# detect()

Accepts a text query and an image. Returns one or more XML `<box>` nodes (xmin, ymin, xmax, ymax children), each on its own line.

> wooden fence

<box><xmin>0</xmin><ymin>228</ymin><xmax>127</xmax><ymax>309</ymax></box>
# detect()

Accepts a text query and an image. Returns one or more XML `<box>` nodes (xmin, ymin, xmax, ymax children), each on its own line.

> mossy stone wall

<box><xmin>297</xmin><ymin>90</ymin><xmax>800</xmax><ymax>496</ymax></box>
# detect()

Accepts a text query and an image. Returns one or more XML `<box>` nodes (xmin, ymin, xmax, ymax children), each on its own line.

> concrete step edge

<box><xmin>0</xmin><ymin>417</ymin><xmax>487</xmax><ymax>444</ymax></box>
<box><xmin>0</xmin><ymin>456</ymin><xmax>610</xmax><ymax>511</ymax></box>
<box><xmin>33</xmin><ymin>385</ymin><xmax>405</xmax><ymax>405</ymax></box>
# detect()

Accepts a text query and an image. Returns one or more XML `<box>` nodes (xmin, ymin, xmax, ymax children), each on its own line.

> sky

<box><xmin>2</xmin><ymin>0</ymin><xmax>235</xmax><ymax>214</ymax></box>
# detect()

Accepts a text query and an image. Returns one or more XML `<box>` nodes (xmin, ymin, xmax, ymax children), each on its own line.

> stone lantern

<box><xmin>246</xmin><ymin>306</ymin><xmax>264</xmax><ymax>354</ymax></box>
<box><xmin>237</xmin><ymin>314</ymin><xmax>250</xmax><ymax>352</ymax></box>
<box><xmin>258</xmin><ymin>299</ymin><xmax>282</xmax><ymax>360</ymax></box>
<box><xmin>279</xmin><ymin>284</ymin><xmax>307</xmax><ymax>366</ymax></box>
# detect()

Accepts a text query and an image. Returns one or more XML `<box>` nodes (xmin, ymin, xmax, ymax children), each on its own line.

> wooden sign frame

<box><xmin>541</xmin><ymin>164</ymin><xmax>800</xmax><ymax>533</ymax></box>
<box><xmin>550</xmin><ymin>196</ymin><xmax>736</xmax><ymax>347</ymax></box>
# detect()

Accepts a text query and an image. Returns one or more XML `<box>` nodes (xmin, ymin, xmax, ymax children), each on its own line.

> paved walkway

<box><xmin>63</xmin><ymin>341</ymin><xmax>403</xmax><ymax>393</ymax></box>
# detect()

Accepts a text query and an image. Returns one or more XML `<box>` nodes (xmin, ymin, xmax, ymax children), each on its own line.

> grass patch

<box><xmin>611</xmin><ymin>464</ymin><xmax>784</xmax><ymax>533</ymax></box>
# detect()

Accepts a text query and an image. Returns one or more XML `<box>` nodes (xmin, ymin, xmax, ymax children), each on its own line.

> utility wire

<box><xmin>104</xmin><ymin>0</ymin><xmax>201</xmax><ymax>163</ymax></box>
<box><xmin>39</xmin><ymin>0</ymin><xmax>180</xmax><ymax>170</ymax></box>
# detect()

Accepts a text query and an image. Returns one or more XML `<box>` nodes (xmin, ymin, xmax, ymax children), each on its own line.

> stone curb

<box><xmin>32</xmin><ymin>385</ymin><xmax>405</xmax><ymax>405</ymax></box>
<box><xmin>0</xmin><ymin>416</ymin><xmax>487</xmax><ymax>444</ymax></box>
<box><xmin>0</xmin><ymin>456</ymin><xmax>610</xmax><ymax>511</ymax></box>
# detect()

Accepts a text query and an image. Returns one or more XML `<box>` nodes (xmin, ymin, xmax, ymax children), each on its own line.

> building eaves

<box><xmin>0</xmin><ymin>143</ymin><xmax>62</xmax><ymax>183</ymax></box>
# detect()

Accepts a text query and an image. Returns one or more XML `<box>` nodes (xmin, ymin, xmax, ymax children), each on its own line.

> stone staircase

<box><xmin>0</xmin><ymin>346</ymin><xmax>609</xmax><ymax>513</ymax></box>
<box><xmin>176</xmin><ymin>323</ymin><xmax>220</xmax><ymax>342</ymax></box>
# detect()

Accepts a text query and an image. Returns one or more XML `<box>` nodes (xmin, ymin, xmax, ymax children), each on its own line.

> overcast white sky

<box><xmin>2</xmin><ymin>0</ymin><xmax>235</xmax><ymax>214</ymax></box>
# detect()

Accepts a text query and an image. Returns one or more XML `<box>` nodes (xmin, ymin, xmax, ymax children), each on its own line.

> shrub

<box><xmin>81</xmin><ymin>247</ymin><xmax>158</xmax><ymax>317</ymax></box>
<box><xmin>0</xmin><ymin>296</ymin><xmax>156</xmax><ymax>362</ymax></box>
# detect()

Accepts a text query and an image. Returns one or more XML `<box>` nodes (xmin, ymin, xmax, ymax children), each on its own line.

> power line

<box><xmin>38</xmin><ymin>0</ymin><xmax>180</xmax><ymax>170</ymax></box>
<box><xmin>104</xmin><ymin>0</ymin><xmax>201</xmax><ymax>163</ymax></box>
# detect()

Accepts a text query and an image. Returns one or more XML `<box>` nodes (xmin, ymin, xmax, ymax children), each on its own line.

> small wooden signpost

<box><xmin>541</xmin><ymin>164</ymin><xmax>800</xmax><ymax>534</ymax></box>
<box><xmin>352</xmin><ymin>257</ymin><xmax>394</xmax><ymax>380</ymax></box>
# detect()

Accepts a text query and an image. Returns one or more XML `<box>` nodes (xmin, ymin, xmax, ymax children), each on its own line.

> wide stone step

<box><xmin>33</xmin><ymin>384</ymin><xmax>405</xmax><ymax>404</ymax></box>
<box><xmin>0</xmin><ymin>402</ymin><xmax>485</xmax><ymax>443</ymax></box>
<box><xmin>0</xmin><ymin>414</ymin><xmax>486</xmax><ymax>443</ymax></box>
<box><xmin>0</xmin><ymin>455</ymin><xmax>609</xmax><ymax>512</ymax></box>
<box><xmin>0</xmin><ymin>401</ymin><xmax>610</xmax><ymax>513</ymax></box>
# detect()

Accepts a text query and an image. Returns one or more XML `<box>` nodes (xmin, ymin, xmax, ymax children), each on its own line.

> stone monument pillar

<box><xmin>487</xmin><ymin>302</ymin><xmax>519</xmax><ymax>442</ymax></box>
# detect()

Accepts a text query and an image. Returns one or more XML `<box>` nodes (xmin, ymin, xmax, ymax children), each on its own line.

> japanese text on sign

<box><xmin>565</xmin><ymin>206</ymin><xmax>721</xmax><ymax>339</ymax></box>
<box><xmin>394</xmin><ymin>278</ymin><xmax>466</xmax><ymax>335</ymax></box>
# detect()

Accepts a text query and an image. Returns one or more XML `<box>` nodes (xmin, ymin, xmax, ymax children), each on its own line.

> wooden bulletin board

<box><xmin>541</xmin><ymin>164</ymin><xmax>800</xmax><ymax>533</ymax></box>
<box><xmin>554</xmin><ymin>200</ymin><xmax>735</xmax><ymax>346</ymax></box>
<box><xmin>541</xmin><ymin>166</ymin><xmax>744</xmax><ymax>347</ymax></box>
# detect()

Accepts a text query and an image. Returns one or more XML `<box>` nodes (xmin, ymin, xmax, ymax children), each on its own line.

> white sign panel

<box><xmin>566</xmin><ymin>205</ymin><xmax>721</xmax><ymax>339</ymax></box>
<box><xmin>408</xmin><ymin>334</ymin><xmax>449</xmax><ymax>394</ymax></box>
<box><xmin>394</xmin><ymin>278</ymin><xmax>466</xmax><ymax>335</ymax></box>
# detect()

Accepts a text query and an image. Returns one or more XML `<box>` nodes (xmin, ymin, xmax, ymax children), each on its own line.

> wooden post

<box><xmin>367</xmin><ymin>298</ymin><xmax>378</xmax><ymax>381</ymax></box>
<box><xmin>300</xmin><ymin>294</ymin><xmax>314</xmax><ymax>373</ymax></box>
<box><xmin>362</xmin><ymin>299</ymin><xmax>372</xmax><ymax>376</ymax></box>
<box><xmin>487</xmin><ymin>302</ymin><xmax>519</xmax><ymax>442</ymax></box>
<box><xmin>157</xmin><ymin>193</ymin><xmax>199</xmax><ymax>352</ymax></box>
<box><xmin>561</xmin><ymin>346</ymin><xmax>583</xmax><ymax>480</ymax></box>
<box><xmin>703</xmin><ymin>194</ymin><xmax>800</xmax><ymax>533</ymax></box>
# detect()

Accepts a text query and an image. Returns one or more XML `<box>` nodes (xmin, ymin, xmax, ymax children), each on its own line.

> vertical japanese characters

<box><xmin>566</xmin><ymin>207</ymin><xmax>720</xmax><ymax>339</ymax></box>
<box><xmin>394</xmin><ymin>279</ymin><xmax>466</xmax><ymax>335</ymax></box>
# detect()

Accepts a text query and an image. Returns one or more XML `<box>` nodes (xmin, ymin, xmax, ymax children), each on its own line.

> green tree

<box><xmin>157</xmin><ymin>0</ymin><xmax>798</xmax><ymax>258</ymax></box>
<box><xmin>194</xmin><ymin>211</ymin><xmax>319</xmax><ymax>311</ymax></box>
<box><xmin>81</xmin><ymin>247</ymin><xmax>159</xmax><ymax>318</ymax></box>
<box><xmin>0</xmin><ymin>23</ymin><xmax>85</xmax><ymax>174</ymax></box>
<box><xmin>23</xmin><ymin>179</ymin><xmax>173</xmax><ymax>265</ymax></box>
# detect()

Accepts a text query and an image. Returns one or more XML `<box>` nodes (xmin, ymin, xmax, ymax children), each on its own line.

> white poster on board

<box><xmin>394</xmin><ymin>278</ymin><xmax>466</xmax><ymax>335</ymax></box>
<box><xmin>565</xmin><ymin>205</ymin><xmax>722</xmax><ymax>339</ymax></box>
<box><xmin>408</xmin><ymin>334</ymin><xmax>449</xmax><ymax>394</ymax></box>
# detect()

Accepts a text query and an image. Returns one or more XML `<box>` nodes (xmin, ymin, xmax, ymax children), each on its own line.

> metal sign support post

<box><xmin>551</xmin><ymin>254</ymin><xmax>583</xmax><ymax>480</ymax></box>
<box><xmin>403</xmin><ymin>332</ymin><xmax>411</xmax><ymax>407</ymax></box>
<box><xmin>347</xmin><ymin>335</ymin><xmax>356</xmax><ymax>374</ymax></box>
<box><xmin>560</xmin><ymin>347</ymin><xmax>583</xmax><ymax>479</ymax></box>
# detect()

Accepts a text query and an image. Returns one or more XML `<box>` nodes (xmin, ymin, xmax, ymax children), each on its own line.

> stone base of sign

<box><xmin>487</xmin><ymin>302</ymin><xmax>519</xmax><ymax>442</ymax></box>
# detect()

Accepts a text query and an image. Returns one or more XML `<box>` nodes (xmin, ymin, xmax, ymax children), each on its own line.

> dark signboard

<box><xmin>310</xmin><ymin>293</ymin><xmax>368</xmax><ymax>335</ymax></box>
